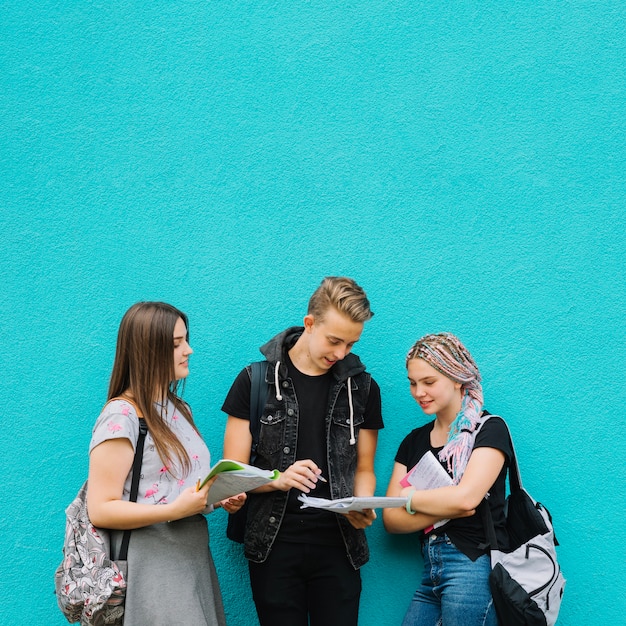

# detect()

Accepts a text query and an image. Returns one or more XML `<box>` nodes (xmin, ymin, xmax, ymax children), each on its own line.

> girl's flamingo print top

<box><xmin>89</xmin><ymin>399</ymin><xmax>212</xmax><ymax>506</ymax></box>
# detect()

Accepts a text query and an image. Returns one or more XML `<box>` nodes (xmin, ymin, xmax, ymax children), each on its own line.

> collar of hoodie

<box><xmin>261</xmin><ymin>327</ymin><xmax>363</xmax><ymax>446</ymax></box>
<box><xmin>271</xmin><ymin>360</ymin><xmax>356</xmax><ymax>445</ymax></box>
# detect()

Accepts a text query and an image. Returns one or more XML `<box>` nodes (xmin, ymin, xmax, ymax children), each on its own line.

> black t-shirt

<box><xmin>395</xmin><ymin>413</ymin><xmax>511</xmax><ymax>560</ymax></box>
<box><xmin>222</xmin><ymin>354</ymin><xmax>383</xmax><ymax>544</ymax></box>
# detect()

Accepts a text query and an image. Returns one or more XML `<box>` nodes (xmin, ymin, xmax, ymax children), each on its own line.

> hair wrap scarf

<box><xmin>406</xmin><ymin>332</ymin><xmax>484</xmax><ymax>483</ymax></box>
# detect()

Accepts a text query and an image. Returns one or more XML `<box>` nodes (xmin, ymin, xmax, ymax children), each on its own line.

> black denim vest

<box><xmin>244</xmin><ymin>327</ymin><xmax>372</xmax><ymax>569</ymax></box>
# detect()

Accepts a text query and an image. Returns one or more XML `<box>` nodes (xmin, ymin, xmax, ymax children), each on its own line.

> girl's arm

<box><xmin>383</xmin><ymin>447</ymin><xmax>505</xmax><ymax>533</ymax></box>
<box><xmin>87</xmin><ymin>438</ymin><xmax>213</xmax><ymax>530</ymax></box>
<box><xmin>383</xmin><ymin>462</ymin><xmax>444</xmax><ymax>533</ymax></box>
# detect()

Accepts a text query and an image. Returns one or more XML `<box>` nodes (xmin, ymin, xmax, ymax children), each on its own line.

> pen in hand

<box><xmin>195</xmin><ymin>477</ymin><xmax>202</xmax><ymax>492</ymax></box>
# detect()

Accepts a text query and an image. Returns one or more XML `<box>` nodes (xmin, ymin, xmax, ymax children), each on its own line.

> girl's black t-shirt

<box><xmin>395</xmin><ymin>413</ymin><xmax>512</xmax><ymax>560</ymax></box>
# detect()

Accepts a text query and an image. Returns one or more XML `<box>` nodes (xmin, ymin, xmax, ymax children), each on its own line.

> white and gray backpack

<box><xmin>477</xmin><ymin>415</ymin><xmax>566</xmax><ymax>626</ymax></box>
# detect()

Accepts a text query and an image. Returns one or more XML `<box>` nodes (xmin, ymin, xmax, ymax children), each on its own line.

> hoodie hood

<box><xmin>259</xmin><ymin>326</ymin><xmax>367</xmax><ymax>446</ymax></box>
<box><xmin>259</xmin><ymin>326</ymin><xmax>367</xmax><ymax>382</ymax></box>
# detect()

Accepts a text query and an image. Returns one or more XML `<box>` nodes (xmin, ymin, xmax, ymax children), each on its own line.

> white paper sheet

<box><xmin>298</xmin><ymin>494</ymin><xmax>408</xmax><ymax>512</ymax></box>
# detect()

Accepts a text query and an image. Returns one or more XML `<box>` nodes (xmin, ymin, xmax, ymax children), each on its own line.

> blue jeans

<box><xmin>402</xmin><ymin>533</ymin><xmax>498</xmax><ymax>626</ymax></box>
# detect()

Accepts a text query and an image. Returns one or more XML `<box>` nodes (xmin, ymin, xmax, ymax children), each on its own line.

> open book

<box><xmin>402</xmin><ymin>451</ymin><xmax>453</xmax><ymax>529</ymax></box>
<box><xmin>199</xmin><ymin>459</ymin><xmax>279</xmax><ymax>506</ymax></box>
<box><xmin>298</xmin><ymin>494</ymin><xmax>408</xmax><ymax>513</ymax></box>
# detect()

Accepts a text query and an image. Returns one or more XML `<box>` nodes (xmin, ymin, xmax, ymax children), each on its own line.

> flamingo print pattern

<box><xmin>145</xmin><ymin>483</ymin><xmax>159</xmax><ymax>502</ymax></box>
<box><xmin>158</xmin><ymin>465</ymin><xmax>171</xmax><ymax>483</ymax></box>
<box><xmin>89</xmin><ymin>399</ymin><xmax>212</xmax><ymax>507</ymax></box>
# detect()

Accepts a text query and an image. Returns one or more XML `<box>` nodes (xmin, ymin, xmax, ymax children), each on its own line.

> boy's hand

<box><xmin>274</xmin><ymin>459</ymin><xmax>323</xmax><ymax>493</ymax></box>
<box><xmin>344</xmin><ymin>508</ymin><xmax>377</xmax><ymax>529</ymax></box>
<box><xmin>220</xmin><ymin>492</ymin><xmax>247</xmax><ymax>514</ymax></box>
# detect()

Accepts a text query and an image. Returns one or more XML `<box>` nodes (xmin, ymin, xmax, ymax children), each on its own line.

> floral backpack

<box><xmin>54</xmin><ymin>413</ymin><xmax>147</xmax><ymax>625</ymax></box>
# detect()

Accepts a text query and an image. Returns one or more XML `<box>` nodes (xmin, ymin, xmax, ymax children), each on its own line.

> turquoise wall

<box><xmin>2</xmin><ymin>2</ymin><xmax>624</xmax><ymax>624</ymax></box>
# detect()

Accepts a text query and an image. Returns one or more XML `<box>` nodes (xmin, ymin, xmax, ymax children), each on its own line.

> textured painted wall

<box><xmin>2</xmin><ymin>2</ymin><xmax>625</xmax><ymax>625</ymax></box>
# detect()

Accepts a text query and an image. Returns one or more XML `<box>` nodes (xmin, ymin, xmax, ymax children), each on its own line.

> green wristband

<box><xmin>405</xmin><ymin>488</ymin><xmax>417</xmax><ymax>515</ymax></box>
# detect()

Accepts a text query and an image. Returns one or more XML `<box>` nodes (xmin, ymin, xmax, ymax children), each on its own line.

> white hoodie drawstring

<box><xmin>274</xmin><ymin>361</ymin><xmax>354</xmax><ymax>444</ymax></box>
<box><xmin>347</xmin><ymin>376</ymin><xmax>356</xmax><ymax>445</ymax></box>
<box><xmin>274</xmin><ymin>361</ymin><xmax>283</xmax><ymax>401</ymax></box>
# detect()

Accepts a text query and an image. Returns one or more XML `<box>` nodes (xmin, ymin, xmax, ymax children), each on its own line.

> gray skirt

<box><xmin>112</xmin><ymin>515</ymin><xmax>226</xmax><ymax>626</ymax></box>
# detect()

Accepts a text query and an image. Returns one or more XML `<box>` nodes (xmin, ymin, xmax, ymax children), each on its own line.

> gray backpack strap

<box><xmin>471</xmin><ymin>412</ymin><xmax>495</xmax><ymax>438</ymax></box>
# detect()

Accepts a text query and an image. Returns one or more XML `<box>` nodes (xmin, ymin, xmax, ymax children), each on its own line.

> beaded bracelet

<box><xmin>405</xmin><ymin>488</ymin><xmax>417</xmax><ymax>515</ymax></box>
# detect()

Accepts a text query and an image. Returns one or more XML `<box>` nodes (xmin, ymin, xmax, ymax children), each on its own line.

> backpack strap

<box><xmin>477</xmin><ymin>415</ymin><xmax>521</xmax><ymax>551</ymax></box>
<box><xmin>248</xmin><ymin>361</ymin><xmax>269</xmax><ymax>464</ymax></box>
<box><xmin>106</xmin><ymin>396</ymin><xmax>149</xmax><ymax>561</ymax></box>
<box><xmin>476</xmin><ymin>415</ymin><xmax>522</xmax><ymax>492</ymax></box>
<box><xmin>504</xmin><ymin>426</ymin><xmax>522</xmax><ymax>494</ymax></box>
<box><xmin>109</xmin><ymin>395</ymin><xmax>143</xmax><ymax>417</ymax></box>
<box><xmin>479</xmin><ymin>494</ymin><xmax>500</xmax><ymax>551</ymax></box>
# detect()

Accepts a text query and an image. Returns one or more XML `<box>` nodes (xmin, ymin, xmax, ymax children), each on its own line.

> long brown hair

<box><xmin>108</xmin><ymin>301</ymin><xmax>199</xmax><ymax>477</ymax></box>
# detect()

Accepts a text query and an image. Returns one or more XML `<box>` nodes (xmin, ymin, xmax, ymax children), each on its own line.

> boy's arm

<box><xmin>353</xmin><ymin>428</ymin><xmax>378</xmax><ymax>496</ymax></box>
<box><xmin>223</xmin><ymin>416</ymin><xmax>253</xmax><ymax>463</ymax></box>
<box><xmin>345</xmin><ymin>428</ymin><xmax>379</xmax><ymax>529</ymax></box>
<box><xmin>223</xmin><ymin>415</ymin><xmax>322</xmax><ymax>494</ymax></box>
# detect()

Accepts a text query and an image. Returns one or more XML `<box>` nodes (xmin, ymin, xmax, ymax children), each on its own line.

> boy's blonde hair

<box><xmin>308</xmin><ymin>276</ymin><xmax>373</xmax><ymax>323</ymax></box>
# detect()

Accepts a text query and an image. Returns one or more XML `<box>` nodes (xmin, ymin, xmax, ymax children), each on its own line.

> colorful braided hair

<box><xmin>406</xmin><ymin>332</ymin><xmax>484</xmax><ymax>483</ymax></box>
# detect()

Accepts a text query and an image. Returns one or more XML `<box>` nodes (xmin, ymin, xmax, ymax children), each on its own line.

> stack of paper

<box><xmin>401</xmin><ymin>451</ymin><xmax>453</xmax><ymax>529</ymax></box>
<box><xmin>298</xmin><ymin>494</ymin><xmax>408</xmax><ymax>512</ymax></box>
<box><xmin>199</xmin><ymin>459</ymin><xmax>279</xmax><ymax>505</ymax></box>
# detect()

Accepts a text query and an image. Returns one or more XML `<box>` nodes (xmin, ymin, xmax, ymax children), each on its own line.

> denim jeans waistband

<box><xmin>421</xmin><ymin>531</ymin><xmax>450</xmax><ymax>544</ymax></box>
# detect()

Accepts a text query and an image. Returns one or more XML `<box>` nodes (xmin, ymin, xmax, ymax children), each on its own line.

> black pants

<box><xmin>248</xmin><ymin>540</ymin><xmax>362</xmax><ymax>626</ymax></box>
